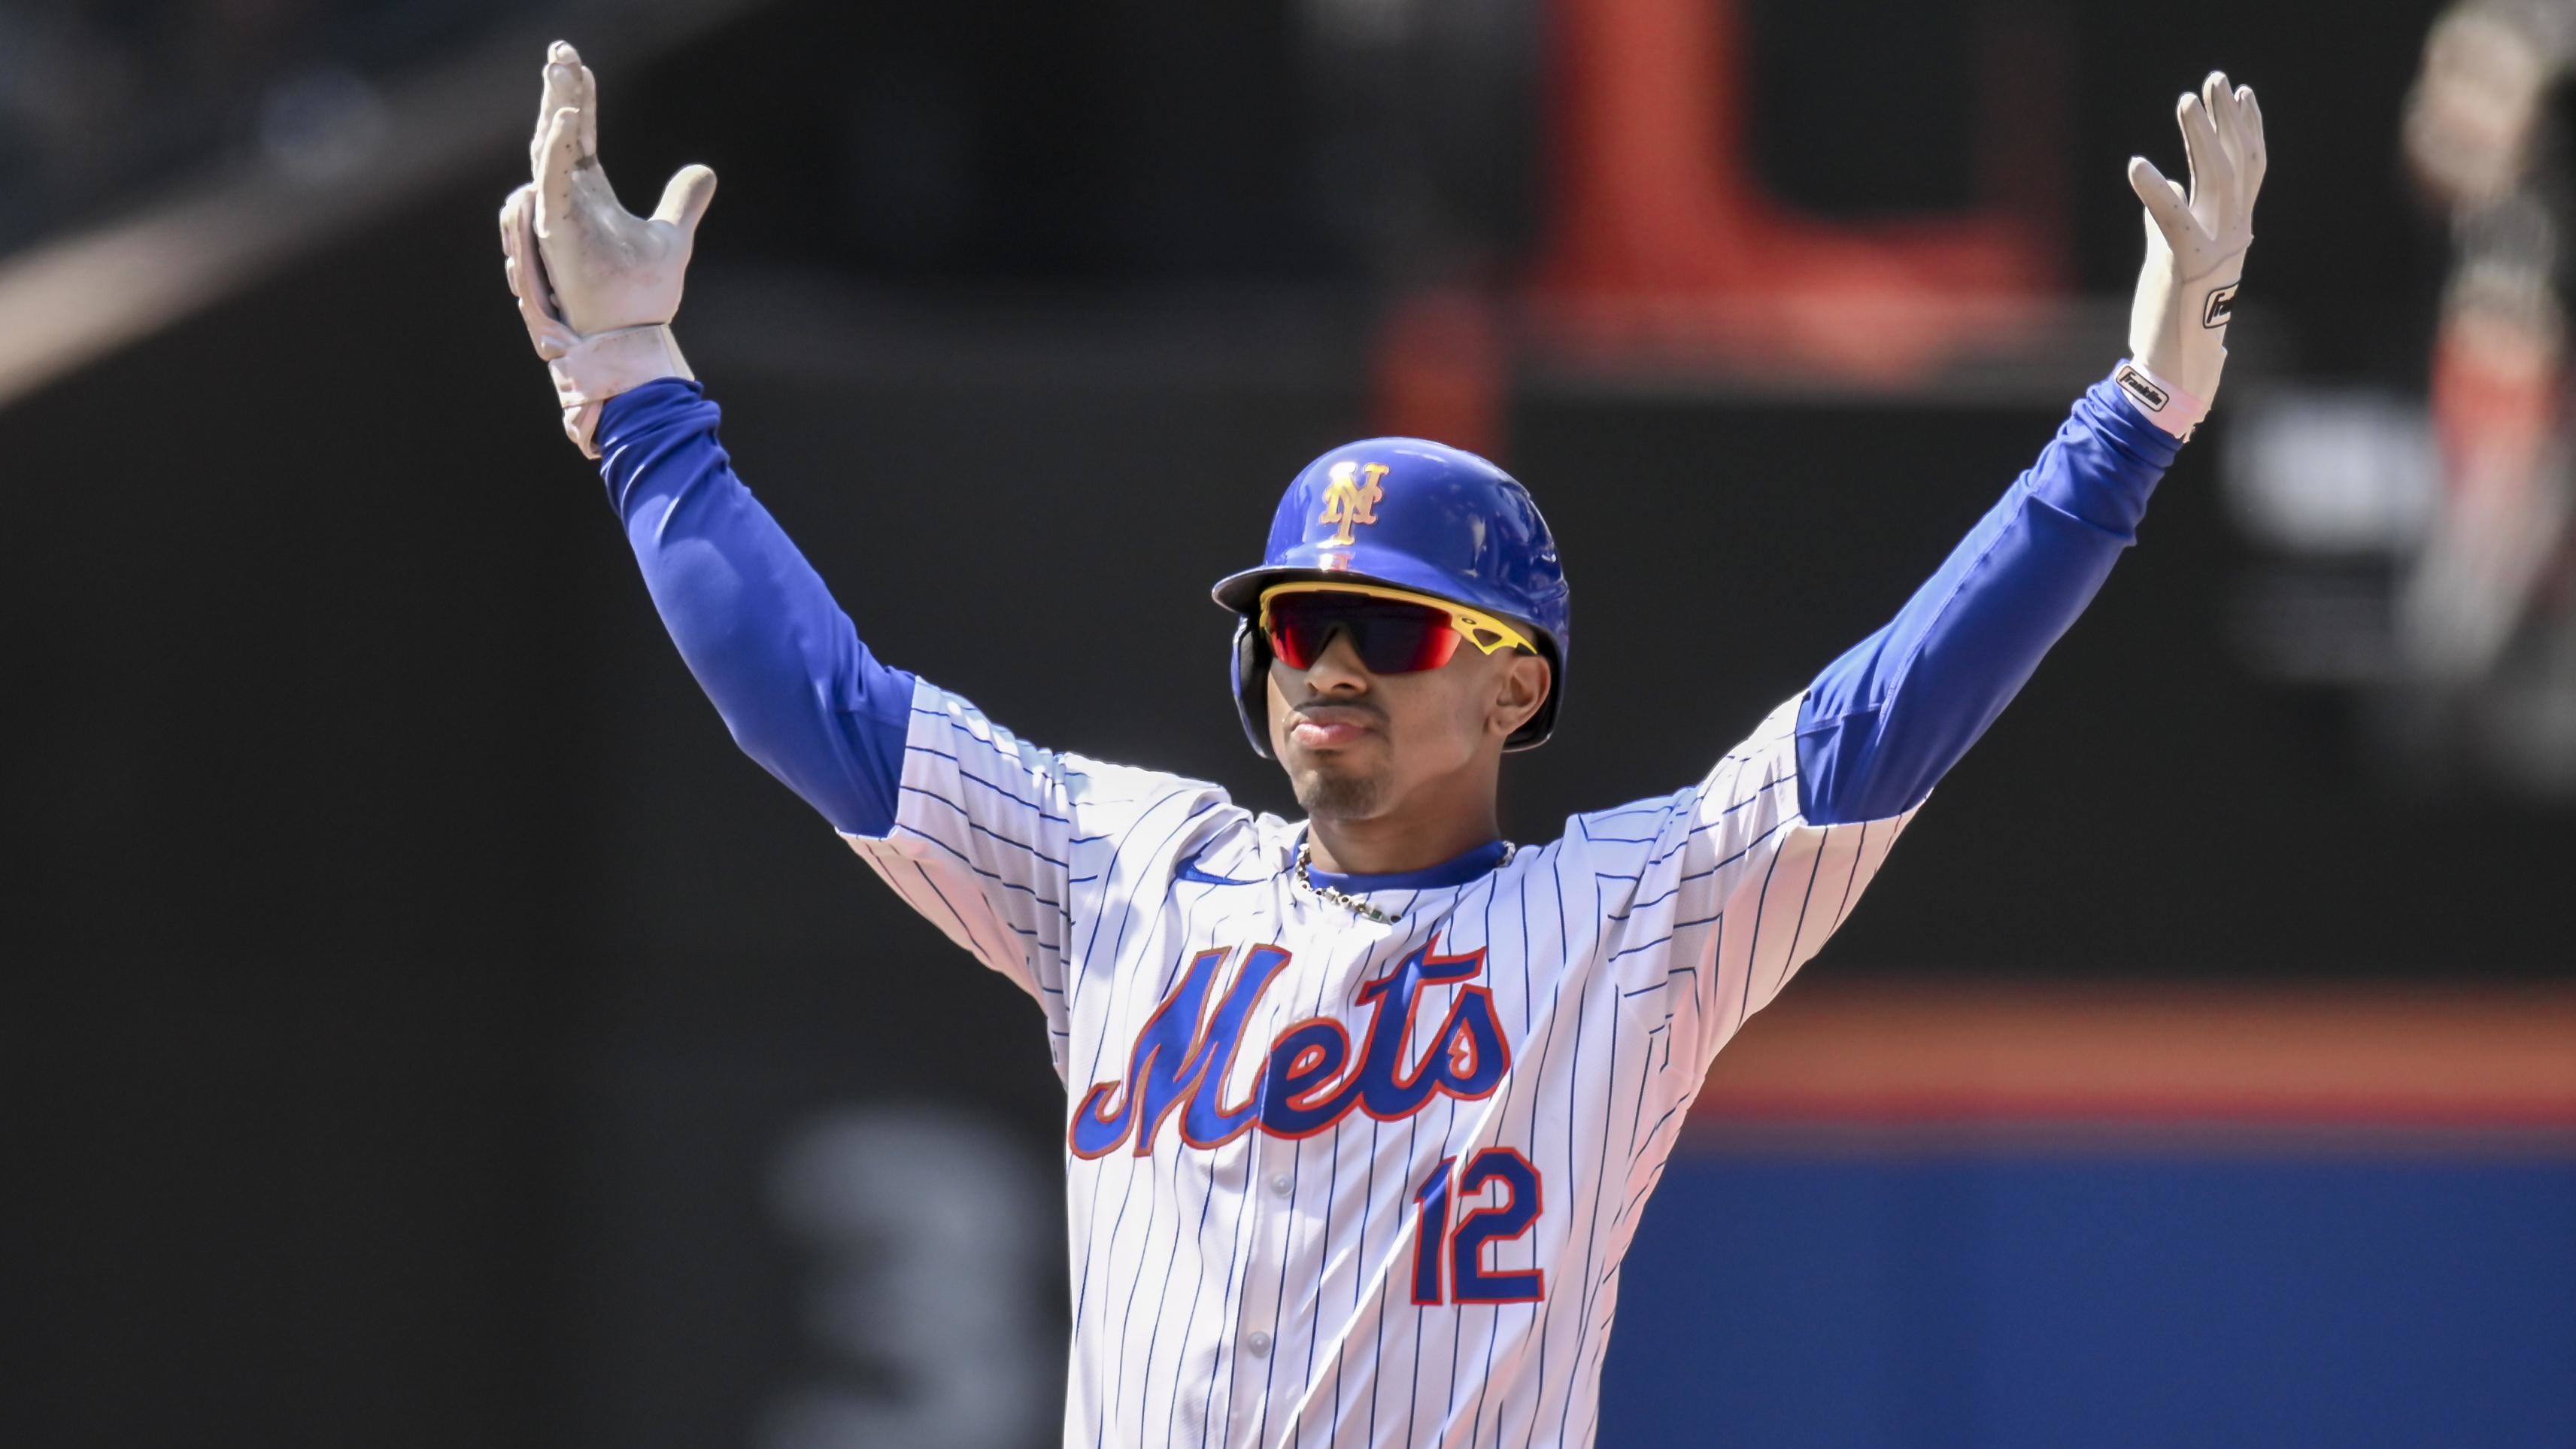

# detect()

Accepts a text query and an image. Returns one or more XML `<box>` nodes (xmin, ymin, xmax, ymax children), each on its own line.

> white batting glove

<box><xmin>497</xmin><ymin>41</ymin><xmax>717</xmax><ymax>457</ymax></box>
<box><xmin>2117</xmin><ymin>71</ymin><xmax>2266</xmax><ymax>440</ymax></box>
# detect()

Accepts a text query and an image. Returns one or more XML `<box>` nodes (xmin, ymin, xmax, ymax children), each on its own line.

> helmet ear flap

<box><xmin>1231</xmin><ymin>618</ymin><xmax>1274</xmax><ymax>759</ymax></box>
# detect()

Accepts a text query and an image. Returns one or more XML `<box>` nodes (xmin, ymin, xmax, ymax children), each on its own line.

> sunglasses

<box><xmin>1257</xmin><ymin>582</ymin><xmax>1538</xmax><ymax>675</ymax></box>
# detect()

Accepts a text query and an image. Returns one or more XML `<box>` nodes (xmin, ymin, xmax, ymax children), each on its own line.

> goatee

<box><xmin>1296</xmin><ymin>767</ymin><xmax>1385</xmax><ymax>822</ymax></box>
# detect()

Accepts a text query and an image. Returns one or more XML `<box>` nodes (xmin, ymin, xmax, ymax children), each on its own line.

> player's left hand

<box><xmin>2122</xmin><ymin>71</ymin><xmax>2265</xmax><ymax>439</ymax></box>
<box><xmin>498</xmin><ymin>41</ymin><xmax>714</xmax><ymax>457</ymax></box>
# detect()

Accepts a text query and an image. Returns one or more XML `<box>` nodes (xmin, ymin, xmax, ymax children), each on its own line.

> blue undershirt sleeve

<box><xmin>1795</xmin><ymin>372</ymin><xmax>2182</xmax><ymax>825</ymax></box>
<box><xmin>596</xmin><ymin>378</ymin><xmax>915</xmax><ymax>837</ymax></box>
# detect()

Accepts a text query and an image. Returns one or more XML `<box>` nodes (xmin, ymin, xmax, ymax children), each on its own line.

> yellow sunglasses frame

<box><xmin>1255</xmin><ymin>581</ymin><xmax>1540</xmax><ymax>660</ymax></box>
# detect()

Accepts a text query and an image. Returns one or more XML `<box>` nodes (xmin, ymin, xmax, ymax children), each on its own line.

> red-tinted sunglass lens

<box><xmin>1375</xmin><ymin>614</ymin><xmax>1461</xmax><ymax>673</ymax></box>
<box><xmin>1265</xmin><ymin>596</ymin><xmax>1459</xmax><ymax>674</ymax></box>
<box><xmin>1264</xmin><ymin>611</ymin><xmax>1321</xmax><ymax>669</ymax></box>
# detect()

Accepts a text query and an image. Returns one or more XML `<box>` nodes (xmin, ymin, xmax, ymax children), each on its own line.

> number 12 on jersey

<box><xmin>1410</xmin><ymin>1149</ymin><xmax>1547</xmax><ymax>1306</ymax></box>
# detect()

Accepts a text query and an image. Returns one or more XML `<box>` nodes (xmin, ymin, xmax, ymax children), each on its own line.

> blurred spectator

<box><xmin>0</xmin><ymin>0</ymin><xmax>516</xmax><ymax>254</ymax></box>
<box><xmin>2397</xmin><ymin>0</ymin><xmax>2576</xmax><ymax>746</ymax></box>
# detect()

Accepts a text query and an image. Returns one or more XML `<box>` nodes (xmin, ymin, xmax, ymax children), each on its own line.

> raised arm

<box><xmin>597</xmin><ymin>379</ymin><xmax>916</xmax><ymax>834</ymax></box>
<box><xmin>493</xmin><ymin>41</ymin><xmax>911</xmax><ymax>834</ymax></box>
<box><xmin>493</xmin><ymin>44</ymin><xmax>1240</xmax><ymax>1034</ymax></box>
<box><xmin>1795</xmin><ymin>71</ymin><xmax>2264</xmax><ymax>826</ymax></box>
<box><xmin>1795</xmin><ymin>377</ymin><xmax>2177</xmax><ymax>823</ymax></box>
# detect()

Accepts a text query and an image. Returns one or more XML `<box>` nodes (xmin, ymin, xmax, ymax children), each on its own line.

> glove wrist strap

<box><xmin>549</xmin><ymin>324</ymin><xmax>693</xmax><ymax>457</ymax></box>
<box><xmin>2113</xmin><ymin>357</ymin><xmax>2213</xmax><ymax>441</ymax></box>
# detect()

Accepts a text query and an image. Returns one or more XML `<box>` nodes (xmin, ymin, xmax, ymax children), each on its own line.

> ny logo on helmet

<box><xmin>1318</xmin><ymin>461</ymin><xmax>1389</xmax><ymax>545</ymax></box>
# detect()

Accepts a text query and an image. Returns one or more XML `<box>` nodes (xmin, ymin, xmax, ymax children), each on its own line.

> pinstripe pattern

<box><xmin>844</xmin><ymin>682</ymin><xmax>1917</xmax><ymax>1447</ymax></box>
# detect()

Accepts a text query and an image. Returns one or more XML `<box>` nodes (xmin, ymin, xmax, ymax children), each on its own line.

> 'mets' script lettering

<box><xmin>1070</xmin><ymin>939</ymin><xmax>1509</xmax><ymax>1157</ymax></box>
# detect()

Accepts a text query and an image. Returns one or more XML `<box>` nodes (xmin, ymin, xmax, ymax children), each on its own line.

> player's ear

<box><xmin>1488</xmin><ymin>652</ymin><xmax>1551</xmax><ymax>739</ymax></box>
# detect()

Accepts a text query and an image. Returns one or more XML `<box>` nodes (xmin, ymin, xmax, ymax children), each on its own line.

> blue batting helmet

<box><xmin>1210</xmin><ymin>437</ymin><xmax>1571</xmax><ymax>758</ymax></box>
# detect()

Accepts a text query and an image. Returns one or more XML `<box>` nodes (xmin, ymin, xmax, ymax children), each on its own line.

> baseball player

<box><xmin>500</xmin><ymin>45</ymin><xmax>2264</xmax><ymax>1449</ymax></box>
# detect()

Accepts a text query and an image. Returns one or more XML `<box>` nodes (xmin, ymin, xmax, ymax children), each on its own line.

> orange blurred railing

<box><xmin>1693</xmin><ymin>981</ymin><xmax>2576</xmax><ymax>1136</ymax></box>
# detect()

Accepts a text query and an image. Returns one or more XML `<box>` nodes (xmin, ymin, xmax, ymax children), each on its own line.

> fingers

<box><xmin>2128</xmin><ymin>156</ymin><xmax>2197</xmax><ymax>246</ymax></box>
<box><xmin>2232</xmin><ymin>84</ymin><xmax>2266</xmax><ymax>214</ymax></box>
<box><xmin>532</xmin><ymin>41</ymin><xmax>587</xmax><ymax>178</ymax></box>
<box><xmin>502</xmin><ymin>186</ymin><xmax>543</xmax><ymax>307</ymax></box>
<box><xmin>651</xmin><ymin>164</ymin><xmax>719</xmax><ymax>236</ymax></box>
<box><xmin>2177</xmin><ymin>85</ymin><xmax>2232</xmax><ymax>210</ymax></box>
<box><xmin>499</xmin><ymin>185</ymin><xmax>523</xmax><ymax>279</ymax></box>
<box><xmin>552</xmin><ymin>43</ymin><xmax>599</xmax><ymax>158</ymax></box>
<box><xmin>498</xmin><ymin>184</ymin><xmax>572</xmax><ymax>357</ymax></box>
<box><xmin>537</xmin><ymin>105</ymin><xmax>584</xmax><ymax>224</ymax></box>
<box><xmin>2180</xmin><ymin>71</ymin><xmax>2267</xmax><ymax>231</ymax></box>
<box><xmin>2202</xmin><ymin>71</ymin><xmax>2261</xmax><ymax>230</ymax></box>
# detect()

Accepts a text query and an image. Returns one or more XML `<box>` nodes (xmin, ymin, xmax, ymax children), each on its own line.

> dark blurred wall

<box><xmin>8</xmin><ymin>191</ymin><xmax>600</xmax><ymax>1444</ymax></box>
<box><xmin>608</xmin><ymin>0</ymin><xmax>2453</xmax><ymax>377</ymax></box>
<box><xmin>1743</xmin><ymin>0</ymin><xmax>2453</xmax><ymax>375</ymax></box>
<box><xmin>7</xmin><ymin>0</ymin><xmax>2559</xmax><ymax>1445</ymax></box>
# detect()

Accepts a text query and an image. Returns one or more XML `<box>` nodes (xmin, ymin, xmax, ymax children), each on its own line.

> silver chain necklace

<box><xmin>1292</xmin><ymin>840</ymin><xmax>1516</xmax><ymax>925</ymax></box>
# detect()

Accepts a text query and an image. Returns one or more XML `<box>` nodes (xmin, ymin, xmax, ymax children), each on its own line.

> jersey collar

<box><xmin>1297</xmin><ymin>832</ymin><xmax>1513</xmax><ymax>894</ymax></box>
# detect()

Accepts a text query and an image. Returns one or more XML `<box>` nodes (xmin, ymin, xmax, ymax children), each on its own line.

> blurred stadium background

<box><xmin>8</xmin><ymin>0</ymin><xmax>2573</xmax><ymax>1445</ymax></box>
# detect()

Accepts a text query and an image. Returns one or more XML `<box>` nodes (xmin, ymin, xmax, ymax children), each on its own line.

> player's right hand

<box><xmin>498</xmin><ymin>41</ymin><xmax>714</xmax><ymax>457</ymax></box>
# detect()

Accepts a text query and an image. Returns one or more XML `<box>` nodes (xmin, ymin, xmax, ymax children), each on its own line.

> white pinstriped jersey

<box><xmin>843</xmin><ymin>678</ymin><xmax>1918</xmax><ymax>1449</ymax></box>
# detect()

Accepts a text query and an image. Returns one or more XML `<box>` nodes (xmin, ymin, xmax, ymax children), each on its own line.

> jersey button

<box><xmin>1246</xmin><ymin>1330</ymin><xmax>1273</xmax><ymax>1356</ymax></box>
<box><xmin>1269</xmin><ymin>1173</ymin><xmax>1292</xmax><ymax>1198</ymax></box>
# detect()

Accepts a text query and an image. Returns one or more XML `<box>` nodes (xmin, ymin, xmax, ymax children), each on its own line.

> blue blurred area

<box><xmin>1603</xmin><ymin>1147</ymin><xmax>2576</xmax><ymax>1447</ymax></box>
